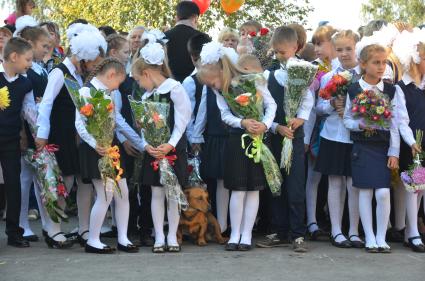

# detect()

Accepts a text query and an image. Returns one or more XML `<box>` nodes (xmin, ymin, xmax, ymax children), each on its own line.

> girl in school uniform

<box><xmin>393</xmin><ymin>29</ymin><xmax>425</xmax><ymax>252</ymax></box>
<box><xmin>343</xmin><ymin>42</ymin><xmax>402</xmax><ymax>253</ymax></box>
<box><xmin>76</xmin><ymin>57</ymin><xmax>138</xmax><ymax>254</ymax></box>
<box><xmin>131</xmin><ymin>42</ymin><xmax>192</xmax><ymax>253</ymax></box>
<box><xmin>35</xmin><ymin>26</ymin><xmax>106</xmax><ymax>248</ymax></box>
<box><xmin>315</xmin><ymin>30</ymin><xmax>364</xmax><ymax>248</ymax></box>
<box><xmin>18</xmin><ymin>26</ymin><xmax>51</xmax><ymax>242</ymax></box>
<box><xmin>197</xmin><ymin>42</ymin><xmax>277</xmax><ymax>251</ymax></box>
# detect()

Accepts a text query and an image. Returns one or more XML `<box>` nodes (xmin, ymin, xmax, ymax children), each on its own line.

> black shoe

<box><xmin>64</xmin><ymin>231</ymin><xmax>78</xmax><ymax>240</ymax></box>
<box><xmin>256</xmin><ymin>233</ymin><xmax>290</xmax><ymax>248</ymax></box>
<box><xmin>330</xmin><ymin>233</ymin><xmax>352</xmax><ymax>248</ymax></box>
<box><xmin>117</xmin><ymin>242</ymin><xmax>139</xmax><ymax>253</ymax></box>
<box><xmin>23</xmin><ymin>234</ymin><xmax>39</xmax><ymax>242</ymax></box>
<box><xmin>139</xmin><ymin>232</ymin><xmax>154</xmax><ymax>247</ymax></box>
<box><xmin>77</xmin><ymin>230</ymin><xmax>89</xmax><ymax>247</ymax></box>
<box><xmin>404</xmin><ymin>236</ymin><xmax>425</xmax><ymax>253</ymax></box>
<box><xmin>100</xmin><ymin>226</ymin><xmax>118</xmax><ymax>238</ymax></box>
<box><xmin>365</xmin><ymin>246</ymin><xmax>379</xmax><ymax>253</ymax></box>
<box><xmin>85</xmin><ymin>243</ymin><xmax>115</xmax><ymax>254</ymax></box>
<box><xmin>225</xmin><ymin>243</ymin><xmax>239</xmax><ymax>251</ymax></box>
<box><xmin>45</xmin><ymin>232</ymin><xmax>74</xmax><ymax>249</ymax></box>
<box><xmin>152</xmin><ymin>244</ymin><xmax>166</xmax><ymax>253</ymax></box>
<box><xmin>307</xmin><ymin>223</ymin><xmax>329</xmax><ymax>241</ymax></box>
<box><xmin>378</xmin><ymin>246</ymin><xmax>392</xmax><ymax>253</ymax></box>
<box><xmin>42</xmin><ymin>229</ymin><xmax>48</xmax><ymax>238</ymax></box>
<box><xmin>386</xmin><ymin>227</ymin><xmax>404</xmax><ymax>243</ymax></box>
<box><xmin>238</xmin><ymin>243</ymin><xmax>252</xmax><ymax>251</ymax></box>
<box><xmin>349</xmin><ymin>235</ymin><xmax>365</xmax><ymax>249</ymax></box>
<box><xmin>8</xmin><ymin>236</ymin><xmax>30</xmax><ymax>248</ymax></box>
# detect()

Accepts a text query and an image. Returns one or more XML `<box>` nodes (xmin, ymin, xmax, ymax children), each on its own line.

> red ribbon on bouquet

<box><xmin>44</xmin><ymin>144</ymin><xmax>60</xmax><ymax>152</ymax></box>
<box><xmin>151</xmin><ymin>154</ymin><xmax>178</xmax><ymax>171</ymax></box>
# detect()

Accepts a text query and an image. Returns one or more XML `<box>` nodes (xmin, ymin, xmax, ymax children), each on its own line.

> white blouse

<box><xmin>343</xmin><ymin>78</ymin><xmax>402</xmax><ymax>157</ymax></box>
<box><xmin>36</xmin><ymin>58</ymin><xmax>84</xmax><ymax>139</ymax></box>
<box><xmin>140</xmin><ymin>78</ymin><xmax>192</xmax><ymax>148</ymax></box>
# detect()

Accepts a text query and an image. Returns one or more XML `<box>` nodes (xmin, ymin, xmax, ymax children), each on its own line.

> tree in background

<box><xmin>29</xmin><ymin>0</ymin><xmax>312</xmax><ymax>33</ymax></box>
<box><xmin>361</xmin><ymin>0</ymin><xmax>425</xmax><ymax>27</ymax></box>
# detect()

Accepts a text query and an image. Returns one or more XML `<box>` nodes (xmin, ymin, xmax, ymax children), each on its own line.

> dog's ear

<box><xmin>184</xmin><ymin>189</ymin><xmax>191</xmax><ymax>196</ymax></box>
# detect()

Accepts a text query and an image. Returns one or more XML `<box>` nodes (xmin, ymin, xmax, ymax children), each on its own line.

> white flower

<box><xmin>339</xmin><ymin>70</ymin><xmax>353</xmax><ymax>81</ymax></box>
<box><xmin>140</xmin><ymin>43</ymin><xmax>165</xmax><ymax>65</ymax></box>
<box><xmin>79</xmin><ymin>89</ymin><xmax>92</xmax><ymax>100</ymax></box>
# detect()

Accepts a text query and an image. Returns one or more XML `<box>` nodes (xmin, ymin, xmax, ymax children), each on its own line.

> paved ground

<box><xmin>0</xmin><ymin>218</ymin><xmax>424</xmax><ymax>281</ymax></box>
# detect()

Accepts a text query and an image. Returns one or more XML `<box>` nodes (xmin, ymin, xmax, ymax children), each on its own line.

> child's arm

<box><xmin>343</xmin><ymin>95</ymin><xmax>362</xmax><ymax>131</ymax></box>
<box><xmin>190</xmin><ymin>87</ymin><xmax>207</xmax><ymax>146</ymax></box>
<box><xmin>395</xmin><ymin>85</ymin><xmax>416</xmax><ymax>148</ymax></box>
<box><xmin>168</xmin><ymin>84</ymin><xmax>192</xmax><ymax>148</ymax></box>
<box><xmin>388</xmin><ymin>88</ymin><xmax>401</xmax><ymax>158</ymax></box>
<box><xmin>36</xmin><ymin>68</ymin><xmax>65</xmax><ymax>140</ymax></box>
<box><xmin>182</xmin><ymin>76</ymin><xmax>197</xmax><ymax>144</ymax></box>
<box><xmin>257</xmin><ymin>84</ymin><xmax>277</xmax><ymax>131</ymax></box>
<box><xmin>214</xmin><ymin>90</ymin><xmax>244</xmax><ymax>129</ymax></box>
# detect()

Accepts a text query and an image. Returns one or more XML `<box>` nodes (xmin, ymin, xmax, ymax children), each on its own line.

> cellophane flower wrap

<box><xmin>66</xmin><ymin>78</ymin><xmax>123</xmax><ymax>197</ymax></box>
<box><xmin>22</xmin><ymin>106</ymin><xmax>68</xmax><ymax>223</ymax></box>
<box><xmin>401</xmin><ymin>130</ymin><xmax>425</xmax><ymax>192</ymax></box>
<box><xmin>249</xmin><ymin>28</ymin><xmax>273</xmax><ymax>69</ymax></box>
<box><xmin>280</xmin><ymin>58</ymin><xmax>318</xmax><ymax>173</ymax></box>
<box><xmin>187</xmin><ymin>152</ymin><xmax>206</xmax><ymax>188</ymax></box>
<box><xmin>350</xmin><ymin>89</ymin><xmax>393</xmax><ymax>136</ymax></box>
<box><xmin>128</xmin><ymin>94</ymin><xmax>188</xmax><ymax>211</ymax></box>
<box><xmin>222</xmin><ymin>74</ymin><xmax>282</xmax><ymax>196</ymax></box>
<box><xmin>319</xmin><ymin>71</ymin><xmax>353</xmax><ymax>100</ymax></box>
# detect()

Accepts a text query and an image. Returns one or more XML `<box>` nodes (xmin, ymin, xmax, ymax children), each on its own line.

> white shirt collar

<box><xmin>31</xmin><ymin>62</ymin><xmax>47</xmax><ymax>76</ymax></box>
<box><xmin>0</xmin><ymin>63</ymin><xmax>20</xmax><ymax>82</ymax></box>
<box><xmin>359</xmin><ymin>77</ymin><xmax>384</xmax><ymax>92</ymax></box>
<box><xmin>336</xmin><ymin>65</ymin><xmax>361</xmax><ymax>75</ymax></box>
<box><xmin>331</xmin><ymin>58</ymin><xmax>341</xmax><ymax>71</ymax></box>
<box><xmin>146</xmin><ymin>78</ymin><xmax>180</xmax><ymax>96</ymax></box>
<box><xmin>63</xmin><ymin>57</ymin><xmax>78</xmax><ymax>77</ymax></box>
<box><xmin>402</xmin><ymin>73</ymin><xmax>425</xmax><ymax>90</ymax></box>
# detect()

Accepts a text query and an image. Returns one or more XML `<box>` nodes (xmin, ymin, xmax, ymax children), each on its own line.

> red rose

<box><xmin>249</xmin><ymin>31</ymin><xmax>257</xmax><ymax>37</ymax></box>
<box><xmin>57</xmin><ymin>184</ymin><xmax>67</xmax><ymax>197</ymax></box>
<box><xmin>352</xmin><ymin>105</ymin><xmax>359</xmax><ymax>113</ymax></box>
<box><xmin>260</xmin><ymin>28</ymin><xmax>269</xmax><ymax>36</ymax></box>
<box><xmin>372</xmin><ymin>115</ymin><xmax>379</xmax><ymax>121</ymax></box>
<box><xmin>359</xmin><ymin>106</ymin><xmax>366</xmax><ymax>114</ymax></box>
<box><xmin>384</xmin><ymin>110</ymin><xmax>391</xmax><ymax>118</ymax></box>
<box><xmin>187</xmin><ymin>165</ymin><xmax>194</xmax><ymax>174</ymax></box>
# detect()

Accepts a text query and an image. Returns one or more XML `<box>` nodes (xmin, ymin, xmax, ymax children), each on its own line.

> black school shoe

<box><xmin>349</xmin><ymin>235</ymin><xmax>365</xmax><ymax>249</ymax></box>
<box><xmin>404</xmin><ymin>236</ymin><xmax>425</xmax><ymax>253</ymax></box>
<box><xmin>85</xmin><ymin>243</ymin><xmax>115</xmax><ymax>254</ymax></box>
<box><xmin>8</xmin><ymin>236</ymin><xmax>30</xmax><ymax>248</ymax></box>
<box><xmin>23</xmin><ymin>234</ymin><xmax>39</xmax><ymax>242</ymax></box>
<box><xmin>330</xmin><ymin>233</ymin><xmax>352</xmax><ymax>248</ymax></box>
<box><xmin>238</xmin><ymin>244</ymin><xmax>252</xmax><ymax>251</ymax></box>
<box><xmin>45</xmin><ymin>232</ymin><xmax>74</xmax><ymax>249</ymax></box>
<box><xmin>225</xmin><ymin>243</ymin><xmax>239</xmax><ymax>251</ymax></box>
<box><xmin>117</xmin><ymin>243</ymin><xmax>139</xmax><ymax>253</ymax></box>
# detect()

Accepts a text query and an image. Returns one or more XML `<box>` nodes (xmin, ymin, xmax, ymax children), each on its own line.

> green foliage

<box><xmin>361</xmin><ymin>0</ymin><xmax>425</xmax><ymax>27</ymax></box>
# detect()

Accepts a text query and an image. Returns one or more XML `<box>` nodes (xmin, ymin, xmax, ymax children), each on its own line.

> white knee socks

<box><xmin>228</xmin><ymin>191</ymin><xmax>246</xmax><ymax>244</ymax></box>
<box><xmin>240</xmin><ymin>191</ymin><xmax>259</xmax><ymax>245</ymax></box>
<box><xmin>328</xmin><ymin>175</ymin><xmax>346</xmax><ymax>242</ymax></box>
<box><xmin>306</xmin><ymin>157</ymin><xmax>322</xmax><ymax>233</ymax></box>
<box><xmin>216</xmin><ymin>179</ymin><xmax>229</xmax><ymax>232</ymax></box>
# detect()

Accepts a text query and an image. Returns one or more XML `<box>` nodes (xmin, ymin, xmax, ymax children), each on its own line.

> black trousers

<box><xmin>0</xmin><ymin>137</ymin><xmax>24</xmax><ymax>238</ymax></box>
<box><xmin>271</xmin><ymin>137</ymin><xmax>306</xmax><ymax>239</ymax></box>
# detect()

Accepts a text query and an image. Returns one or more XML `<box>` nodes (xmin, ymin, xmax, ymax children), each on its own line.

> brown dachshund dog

<box><xmin>177</xmin><ymin>187</ymin><xmax>228</xmax><ymax>246</ymax></box>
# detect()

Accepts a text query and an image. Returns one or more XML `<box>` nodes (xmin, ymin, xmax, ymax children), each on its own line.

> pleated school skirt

<box><xmin>315</xmin><ymin>137</ymin><xmax>352</xmax><ymax>177</ymax></box>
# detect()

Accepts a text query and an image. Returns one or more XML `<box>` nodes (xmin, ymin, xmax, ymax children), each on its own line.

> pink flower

<box><xmin>411</xmin><ymin>168</ymin><xmax>425</xmax><ymax>184</ymax></box>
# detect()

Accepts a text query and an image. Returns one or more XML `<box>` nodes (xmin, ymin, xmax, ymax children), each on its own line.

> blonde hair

<box><xmin>331</xmin><ymin>30</ymin><xmax>360</xmax><ymax>45</ymax></box>
<box><xmin>106</xmin><ymin>34</ymin><xmax>127</xmax><ymax>56</ymax></box>
<box><xmin>312</xmin><ymin>25</ymin><xmax>338</xmax><ymax>45</ymax></box>
<box><xmin>407</xmin><ymin>43</ymin><xmax>425</xmax><ymax>85</ymax></box>
<box><xmin>131</xmin><ymin>56</ymin><xmax>172</xmax><ymax>79</ymax></box>
<box><xmin>218</xmin><ymin>28</ymin><xmax>239</xmax><ymax>44</ymax></box>
<box><xmin>197</xmin><ymin>55</ymin><xmax>245</xmax><ymax>93</ymax></box>
<box><xmin>359</xmin><ymin>44</ymin><xmax>387</xmax><ymax>75</ymax></box>
<box><xmin>237</xmin><ymin>54</ymin><xmax>263</xmax><ymax>73</ymax></box>
<box><xmin>85</xmin><ymin>57</ymin><xmax>126</xmax><ymax>85</ymax></box>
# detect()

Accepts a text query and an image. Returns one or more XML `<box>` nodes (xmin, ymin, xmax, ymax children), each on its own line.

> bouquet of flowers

<box><xmin>22</xmin><ymin>106</ymin><xmax>68</xmax><ymax>223</ymax></box>
<box><xmin>280</xmin><ymin>58</ymin><xmax>318</xmax><ymax>173</ymax></box>
<box><xmin>187</xmin><ymin>152</ymin><xmax>206</xmax><ymax>188</ymax></box>
<box><xmin>0</xmin><ymin>86</ymin><xmax>10</xmax><ymax>110</ymax></box>
<box><xmin>249</xmin><ymin>28</ymin><xmax>274</xmax><ymax>69</ymax></box>
<box><xmin>401</xmin><ymin>130</ymin><xmax>425</xmax><ymax>192</ymax></box>
<box><xmin>66</xmin><ymin>78</ymin><xmax>123</xmax><ymax>196</ymax></box>
<box><xmin>350</xmin><ymin>89</ymin><xmax>392</xmax><ymax>136</ymax></box>
<box><xmin>316</xmin><ymin>59</ymin><xmax>332</xmax><ymax>81</ymax></box>
<box><xmin>128</xmin><ymin>94</ymin><xmax>188</xmax><ymax>211</ymax></box>
<box><xmin>222</xmin><ymin>74</ymin><xmax>282</xmax><ymax>196</ymax></box>
<box><xmin>319</xmin><ymin>71</ymin><xmax>353</xmax><ymax>100</ymax></box>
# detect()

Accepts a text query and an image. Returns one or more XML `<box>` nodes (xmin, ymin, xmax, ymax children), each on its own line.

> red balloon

<box><xmin>192</xmin><ymin>0</ymin><xmax>211</xmax><ymax>14</ymax></box>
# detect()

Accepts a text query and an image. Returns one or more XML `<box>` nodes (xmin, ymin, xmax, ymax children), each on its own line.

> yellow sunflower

<box><xmin>0</xmin><ymin>86</ymin><xmax>11</xmax><ymax>110</ymax></box>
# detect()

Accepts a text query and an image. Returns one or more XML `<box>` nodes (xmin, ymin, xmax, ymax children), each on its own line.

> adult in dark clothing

<box><xmin>165</xmin><ymin>1</ymin><xmax>204</xmax><ymax>82</ymax></box>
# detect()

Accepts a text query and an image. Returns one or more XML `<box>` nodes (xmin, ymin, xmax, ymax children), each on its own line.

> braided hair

<box><xmin>84</xmin><ymin>57</ymin><xmax>125</xmax><ymax>86</ymax></box>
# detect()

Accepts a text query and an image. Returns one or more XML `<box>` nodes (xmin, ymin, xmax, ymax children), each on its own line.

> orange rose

<box><xmin>152</xmin><ymin>111</ymin><xmax>161</xmax><ymax>124</ymax></box>
<box><xmin>333</xmin><ymin>74</ymin><xmax>346</xmax><ymax>85</ymax></box>
<box><xmin>107</xmin><ymin>103</ymin><xmax>114</xmax><ymax>112</ymax></box>
<box><xmin>235</xmin><ymin>93</ymin><xmax>251</xmax><ymax>107</ymax></box>
<box><xmin>80</xmin><ymin>104</ymin><xmax>94</xmax><ymax>117</ymax></box>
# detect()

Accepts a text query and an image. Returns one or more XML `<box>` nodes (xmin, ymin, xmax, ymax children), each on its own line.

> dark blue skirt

<box><xmin>315</xmin><ymin>137</ymin><xmax>352</xmax><ymax>176</ymax></box>
<box><xmin>200</xmin><ymin>135</ymin><xmax>227</xmax><ymax>180</ymax></box>
<box><xmin>351</xmin><ymin>142</ymin><xmax>390</xmax><ymax>189</ymax></box>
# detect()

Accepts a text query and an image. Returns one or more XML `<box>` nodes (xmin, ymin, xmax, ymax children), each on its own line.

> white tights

<box><xmin>216</xmin><ymin>180</ymin><xmax>229</xmax><ymax>232</ymax></box>
<box><xmin>306</xmin><ymin>157</ymin><xmax>322</xmax><ymax>233</ymax></box>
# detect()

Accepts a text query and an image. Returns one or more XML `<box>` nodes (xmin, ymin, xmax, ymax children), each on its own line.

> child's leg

<box><xmin>375</xmin><ymin>188</ymin><xmax>391</xmax><ymax>248</ymax></box>
<box><xmin>359</xmin><ymin>189</ymin><xmax>377</xmax><ymax>247</ymax></box>
<box><xmin>405</xmin><ymin>190</ymin><xmax>422</xmax><ymax>245</ymax></box>
<box><xmin>19</xmin><ymin>157</ymin><xmax>35</xmax><ymax>237</ymax></box>
<box><xmin>328</xmin><ymin>175</ymin><xmax>346</xmax><ymax>242</ymax></box>
<box><xmin>151</xmin><ymin>186</ymin><xmax>166</xmax><ymax>246</ymax></box>
<box><xmin>166</xmin><ymin>193</ymin><xmax>181</xmax><ymax>247</ymax></box>
<box><xmin>216</xmin><ymin>179</ymin><xmax>229</xmax><ymax>232</ymax></box>
<box><xmin>76</xmin><ymin>176</ymin><xmax>93</xmax><ymax>238</ymax></box>
<box><xmin>346</xmin><ymin>177</ymin><xmax>361</xmax><ymax>241</ymax></box>
<box><xmin>114</xmin><ymin>179</ymin><xmax>131</xmax><ymax>245</ymax></box>
<box><xmin>240</xmin><ymin>191</ymin><xmax>259</xmax><ymax>245</ymax></box>
<box><xmin>306</xmin><ymin>157</ymin><xmax>322</xmax><ymax>233</ymax></box>
<box><xmin>228</xmin><ymin>191</ymin><xmax>246</xmax><ymax>244</ymax></box>
<box><xmin>393</xmin><ymin>183</ymin><xmax>406</xmax><ymax>231</ymax></box>
<box><xmin>87</xmin><ymin>179</ymin><xmax>114</xmax><ymax>249</ymax></box>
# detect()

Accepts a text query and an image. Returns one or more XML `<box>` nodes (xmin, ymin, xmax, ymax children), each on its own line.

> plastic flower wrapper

<box><xmin>65</xmin><ymin>77</ymin><xmax>123</xmax><ymax>197</ymax></box>
<box><xmin>128</xmin><ymin>94</ymin><xmax>188</xmax><ymax>212</ymax></box>
<box><xmin>187</xmin><ymin>152</ymin><xmax>206</xmax><ymax>188</ymax></box>
<box><xmin>22</xmin><ymin>106</ymin><xmax>68</xmax><ymax>223</ymax></box>
<box><xmin>280</xmin><ymin>58</ymin><xmax>318</xmax><ymax>173</ymax></box>
<box><xmin>401</xmin><ymin>130</ymin><xmax>425</xmax><ymax>192</ymax></box>
<box><xmin>222</xmin><ymin>74</ymin><xmax>282</xmax><ymax>196</ymax></box>
<box><xmin>351</xmin><ymin>89</ymin><xmax>393</xmax><ymax>137</ymax></box>
<box><xmin>0</xmin><ymin>86</ymin><xmax>10</xmax><ymax>110</ymax></box>
<box><xmin>249</xmin><ymin>28</ymin><xmax>274</xmax><ymax>69</ymax></box>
